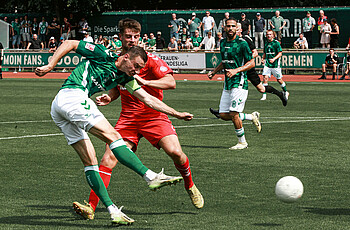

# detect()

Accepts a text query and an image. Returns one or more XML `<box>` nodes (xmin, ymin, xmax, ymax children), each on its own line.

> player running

<box><xmin>260</xmin><ymin>30</ymin><xmax>289</xmax><ymax>101</ymax></box>
<box><xmin>36</xmin><ymin>40</ymin><xmax>193</xmax><ymax>225</ymax></box>
<box><xmin>209</xmin><ymin>23</ymin><xmax>287</xmax><ymax>122</ymax></box>
<box><xmin>72</xmin><ymin>18</ymin><xmax>204</xmax><ymax>221</ymax></box>
<box><xmin>207</xmin><ymin>17</ymin><xmax>257</xmax><ymax>149</ymax></box>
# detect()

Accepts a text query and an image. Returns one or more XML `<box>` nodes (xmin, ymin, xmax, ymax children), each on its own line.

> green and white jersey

<box><xmin>220</xmin><ymin>36</ymin><xmax>252</xmax><ymax>90</ymax></box>
<box><xmin>61</xmin><ymin>41</ymin><xmax>139</xmax><ymax>97</ymax></box>
<box><xmin>264</xmin><ymin>39</ymin><xmax>282</xmax><ymax>68</ymax></box>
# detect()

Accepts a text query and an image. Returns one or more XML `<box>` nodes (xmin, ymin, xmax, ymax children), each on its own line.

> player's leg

<box><xmin>272</xmin><ymin>68</ymin><xmax>289</xmax><ymax>100</ymax></box>
<box><xmin>320</xmin><ymin>64</ymin><xmax>327</xmax><ymax>79</ymax></box>
<box><xmin>261</xmin><ymin>66</ymin><xmax>271</xmax><ymax>100</ymax></box>
<box><xmin>332</xmin><ymin>64</ymin><xmax>337</xmax><ymax>80</ymax></box>
<box><xmin>158</xmin><ymin>135</ymin><xmax>204</xmax><ymax>209</ymax></box>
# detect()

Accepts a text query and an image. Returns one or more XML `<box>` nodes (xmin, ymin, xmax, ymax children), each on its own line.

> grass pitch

<box><xmin>1</xmin><ymin>78</ymin><xmax>350</xmax><ymax>229</ymax></box>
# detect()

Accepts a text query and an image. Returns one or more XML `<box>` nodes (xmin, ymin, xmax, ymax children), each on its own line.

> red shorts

<box><xmin>114</xmin><ymin>116</ymin><xmax>177</xmax><ymax>151</ymax></box>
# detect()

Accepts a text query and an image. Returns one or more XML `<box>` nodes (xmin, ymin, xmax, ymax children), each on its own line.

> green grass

<box><xmin>1</xmin><ymin>78</ymin><xmax>350</xmax><ymax>229</ymax></box>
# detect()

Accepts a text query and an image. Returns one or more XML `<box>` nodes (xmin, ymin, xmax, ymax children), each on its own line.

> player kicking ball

<box><xmin>35</xmin><ymin>40</ymin><xmax>193</xmax><ymax>225</ymax></box>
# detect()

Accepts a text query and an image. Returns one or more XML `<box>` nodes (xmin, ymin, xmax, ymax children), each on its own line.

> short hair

<box><xmin>226</xmin><ymin>17</ymin><xmax>237</xmax><ymax>23</ymax></box>
<box><xmin>118</xmin><ymin>18</ymin><xmax>141</xmax><ymax>35</ymax></box>
<box><xmin>266</xmin><ymin>29</ymin><xmax>276</xmax><ymax>37</ymax></box>
<box><xmin>329</xmin><ymin>48</ymin><xmax>334</xmax><ymax>51</ymax></box>
<box><xmin>126</xmin><ymin>46</ymin><xmax>148</xmax><ymax>63</ymax></box>
<box><xmin>331</xmin><ymin>18</ymin><xmax>337</xmax><ymax>23</ymax></box>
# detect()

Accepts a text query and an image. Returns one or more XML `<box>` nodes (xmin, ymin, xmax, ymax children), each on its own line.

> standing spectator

<box><xmin>346</xmin><ymin>37</ymin><xmax>350</xmax><ymax>50</ymax></box>
<box><xmin>39</xmin><ymin>17</ymin><xmax>48</xmax><ymax>48</ymax></box>
<box><xmin>11</xmin><ymin>17</ymin><xmax>21</xmax><ymax>49</ymax></box>
<box><xmin>156</xmin><ymin>31</ymin><xmax>166</xmax><ymax>50</ymax></box>
<box><xmin>48</xmin><ymin>16</ymin><xmax>60</xmax><ymax>41</ymax></box>
<box><xmin>254</xmin><ymin>12</ymin><xmax>265</xmax><ymax>48</ymax></box>
<box><xmin>77</xmin><ymin>17</ymin><xmax>89</xmax><ymax>40</ymax></box>
<box><xmin>148</xmin><ymin>33</ymin><xmax>156</xmax><ymax>50</ymax></box>
<box><xmin>168</xmin><ymin>37</ymin><xmax>178</xmax><ymax>51</ymax></box>
<box><xmin>198</xmin><ymin>31</ymin><xmax>215</xmax><ymax>51</ymax></box>
<box><xmin>31</xmin><ymin>17</ymin><xmax>39</xmax><ymax>37</ymax></box>
<box><xmin>95</xmin><ymin>34</ymin><xmax>104</xmax><ymax>45</ymax></box>
<box><xmin>317</xmin><ymin>10</ymin><xmax>327</xmax><ymax>47</ymax></box>
<box><xmin>191</xmin><ymin>30</ymin><xmax>203</xmax><ymax>48</ymax></box>
<box><xmin>269</xmin><ymin>10</ymin><xmax>286</xmax><ymax>44</ymax></box>
<box><xmin>168</xmin><ymin>13</ymin><xmax>180</xmax><ymax>41</ymax></box>
<box><xmin>302</xmin><ymin>11</ymin><xmax>316</xmax><ymax>49</ymax></box>
<box><xmin>320</xmin><ymin>19</ymin><xmax>331</xmax><ymax>48</ymax></box>
<box><xmin>61</xmin><ymin>17</ymin><xmax>71</xmax><ymax>40</ymax></box>
<box><xmin>319</xmin><ymin>48</ymin><xmax>338</xmax><ymax>80</ymax></box>
<box><xmin>202</xmin><ymin>11</ymin><xmax>215</xmax><ymax>37</ymax></box>
<box><xmin>330</xmin><ymin>18</ymin><xmax>340</xmax><ymax>48</ymax></box>
<box><xmin>293</xmin><ymin>33</ymin><xmax>308</xmax><ymax>49</ymax></box>
<box><xmin>107</xmin><ymin>34</ymin><xmax>122</xmax><ymax>51</ymax></box>
<box><xmin>188</xmin><ymin>12</ymin><xmax>201</xmax><ymax>38</ymax></box>
<box><xmin>0</xmin><ymin>41</ymin><xmax>3</xmax><ymax>79</ymax></box>
<box><xmin>21</xmin><ymin>15</ymin><xmax>31</xmax><ymax>49</ymax></box>
<box><xmin>82</xmin><ymin>31</ymin><xmax>93</xmax><ymax>43</ymax></box>
<box><xmin>26</xmin><ymin>34</ymin><xmax>44</xmax><ymax>50</ymax></box>
<box><xmin>239</xmin><ymin>13</ymin><xmax>251</xmax><ymax>36</ymax></box>
<box><xmin>215</xmin><ymin>32</ymin><xmax>223</xmax><ymax>50</ymax></box>
<box><xmin>220</xmin><ymin>12</ymin><xmax>230</xmax><ymax>37</ymax></box>
<box><xmin>68</xmin><ymin>13</ymin><xmax>77</xmax><ymax>39</ymax></box>
<box><xmin>339</xmin><ymin>49</ymin><xmax>350</xmax><ymax>80</ymax></box>
<box><xmin>48</xmin><ymin>37</ymin><xmax>57</xmax><ymax>53</ymax></box>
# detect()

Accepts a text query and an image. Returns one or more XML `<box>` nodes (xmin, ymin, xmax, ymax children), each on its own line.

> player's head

<box><xmin>266</xmin><ymin>29</ymin><xmax>276</xmax><ymax>42</ymax></box>
<box><xmin>225</xmin><ymin>17</ymin><xmax>237</xmax><ymax>39</ymax></box>
<box><xmin>120</xmin><ymin>46</ymin><xmax>148</xmax><ymax>76</ymax></box>
<box><xmin>118</xmin><ymin>18</ymin><xmax>141</xmax><ymax>52</ymax></box>
<box><xmin>299</xmin><ymin>33</ymin><xmax>304</xmax><ymax>38</ymax></box>
<box><xmin>329</xmin><ymin>48</ymin><xmax>334</xmax><ymax>54</ymax></box>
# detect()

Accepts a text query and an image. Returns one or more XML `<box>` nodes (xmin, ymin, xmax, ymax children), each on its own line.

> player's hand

<box><xmin>176</xmin><ymin>112</ymin><xmax>193</xmax><ymax>121</ymax></box>
<box><xmin>95</xmin><ymin>94</ymin><xmax>112</xmax><ymax>106</ymax></box>
<box><xmin>269</xmin><ymin>58</ymin><xmax>275</xmax><ymax>63</ymax></box>
<box><xmin>134</xmin><ymin>75</ymin><xmax>147</xmax><ymax>86</ymax></box>
<box><xmin>208</xmin><ymin>71</ymin><xmax>215</xmax><ymax>80</ymax></box>
<box><xmin>262</xmin><ymin>59</ymin><xmax>266</xmax><ymax>65</ymax></box>
<box><xmin>226</xmin><ymin>69</ymin><xmax>239</xmax><ymax>78</ymax></box>
<box><xmin>35</xmin><ymin>65</ymin><xmax>53</xmax><ymax>77</ymax></box>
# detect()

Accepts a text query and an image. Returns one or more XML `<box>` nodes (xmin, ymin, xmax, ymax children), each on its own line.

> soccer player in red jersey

<box><xmin>73</xmin><ymin>19</ymin><xmax>203</xmax><ymax>220</ymax></box>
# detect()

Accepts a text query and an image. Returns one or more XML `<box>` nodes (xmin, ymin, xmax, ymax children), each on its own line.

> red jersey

<box><xmin>118</xmin><ymin>52</ymin><xmax>173</xmax><ymax>120</ymax></box>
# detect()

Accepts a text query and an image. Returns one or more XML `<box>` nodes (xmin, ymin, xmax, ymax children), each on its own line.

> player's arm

<box><xmin>269</xmin><ymin>51</ymin><xmax>282</xmax><ymax>63</ymax></box>
<box><xmin>251</xmin><ymin>49</ymin><xmax>258</xmax><ymax>59</ymax></box>
<box><xmin>133</xmin><ymin>87</ymin><xmax>193</xmax><ymax>121</ymax></box>
<box><xmin>95</xmin><ymin>87</ymin><xmax>121</xmax><ymax>106</ymax></box>
<box><xmin>208</xmin><ymin>62</ymin><xmax>223</xmax><ymax>80</ymax></box>
<box><xmin>134</xmin><ymin>74</ymin><xmax>176</xmax><ymax>90</ymax></box>
<box><xmin>35</xmin><ymin>40</ymin><xmax>80</xmax><ymax>77</ymax></box>
<box><xmin>226</xmin><ymin>59</ymin><xmax>255</xmax><ymax>78</ymax></box>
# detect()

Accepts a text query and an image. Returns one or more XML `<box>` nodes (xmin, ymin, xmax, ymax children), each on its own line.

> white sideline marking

<box><xmin>1</xmin><ymin>117</ymin><xmax>350</xmax><ymax>140</ymax></box>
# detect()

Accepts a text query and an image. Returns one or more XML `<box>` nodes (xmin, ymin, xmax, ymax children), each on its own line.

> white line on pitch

<box><xmin>1</xmin><ymin>117</ymin><xmax>350</xmax><ymax>140</ymax></box>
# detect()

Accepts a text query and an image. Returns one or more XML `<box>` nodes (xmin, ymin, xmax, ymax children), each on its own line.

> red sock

<box><xmin>174</xmin><ymin>157</ymin><xmax>194</xmax><ymax>190</ymax></box>
<box><xmin>88</xmin><ymin>165</ymin><xmax>112</xmax><ymax>211</ymax></box>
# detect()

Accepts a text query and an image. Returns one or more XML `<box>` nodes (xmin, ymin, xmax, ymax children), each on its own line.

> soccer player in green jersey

<box><xmin>261</xmin><ymin>30</ymin><xmax>289</xmax><ymax>101</ymax></box>
<box><xmin>207</xmin><ymin>18</ymin><xmax>257</xmax><ymax>150</ymax></box>
<box><xmin>35</xmin><ymin>40</ymin><xmax>193</xmax><ymax>225</ymax></box>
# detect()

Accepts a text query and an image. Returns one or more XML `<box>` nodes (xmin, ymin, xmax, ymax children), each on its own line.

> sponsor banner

<box><xmin>155</xmin><ymin>52</ymin><xmax>205</xmax><ymax>69</ymax></box>
<box><xmin>2</xmin><ymin>52</ymin><xmax>83</xmax><ymax>68</ymax></box>
<box><xmin>206</xmin><ymin>51</ymin><xmax>347</xmax><ymax>69</ymax></box>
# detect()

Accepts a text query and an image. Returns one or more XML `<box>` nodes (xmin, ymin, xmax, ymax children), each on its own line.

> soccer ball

<box><xmin>275</xmin><ymin>176</ymin><xmax>303</xmax><ymax>203</ymax></box>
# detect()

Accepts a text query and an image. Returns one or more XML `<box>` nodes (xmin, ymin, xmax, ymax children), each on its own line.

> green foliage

<box><xmin>1</xmin><ymin>78</ymin><xmax>350</xmax><ymax>229</ymax></box>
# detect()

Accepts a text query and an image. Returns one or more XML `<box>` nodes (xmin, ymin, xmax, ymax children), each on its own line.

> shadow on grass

<box><xmin>303</xmin><ymin>207</ymin><xmax>350</xmax><ymax>216</ymax></box>
<box><xmin>252</xmin><ymin>223</ymin><xmax>283</xmax><ymax>227</ymax></box>
<box><xmin>181</xmin><ymin>144</ymin><xmax>227</xmax><ymax>149</ymax></box>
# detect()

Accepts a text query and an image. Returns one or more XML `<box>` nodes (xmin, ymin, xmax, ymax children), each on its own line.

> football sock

<box><xmin>235</xmin><ymin>127</ymin><xmax>246</xmax><ymax>143</ymax></box>
<box><xmin>143</xmin><ymin>169</ymin><xmax>157</xmax><ymax>182</ymax></box>
<box><xmin>110</xmin><ymin>139</ymin><xmax>148</xmax><ymax>177</ymax></box>
<box><xmin>0</xmin><ymin>68</ymin><xmax>2</xmax><ymax>79</ymax></box>
<box><xmin>239</xmin><ymin>113</ymin><xmax>253</xmax><ymax>121</ymax></box>
<box><xmin>262</xmin><ymin>83</ymin><xmax>268</xmax><ymax>97</ymax></box>
<box><xmin>332</xmin><ymin>72</ymin><xmax>336</xmax><ymax>79</ymax></box>
<box><xmin>174</xmin><ymin>156</ymin><xmax>194</xmax><ymax>190</ymax></box>
<box><xmin>84</xmin><ymin>165</ymin><xmax>113</xmax><ymax>207</ymax></box>
<box><xmin>89</xmin><ymin>165</ymin><xmax>112</xmax><ymax>211</ymax></box>
<box><xmin>280</xmin><ymin>82</ymin><xmax>287</xmax><ymax>92</ymax></box>
<box><xmin>107</xmin><ymin>204</ymin><xmax>120</xmax><ymax>214</ymax></box>
<box><xmin>265</xmin><ymin>85</ymin><xmax>283</xmax><ymax>97</ymax></box>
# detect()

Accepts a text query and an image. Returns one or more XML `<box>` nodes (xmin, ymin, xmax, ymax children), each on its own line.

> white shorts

<box><xmin>219</xmin><ymin>88</ymin><xmax>248</xmax><ymax>113</ymax></box>
<box><xmin>262</xmin><ymin>66</ymin><xmax>283</xmax><ymax>79</ymax></box>
<box><xmin>51</xmin><ymin>88</ymin><xmax>104</xmax><ymax>145</ymax></box>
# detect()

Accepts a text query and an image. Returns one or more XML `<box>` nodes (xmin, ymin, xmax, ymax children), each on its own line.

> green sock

<box><xmin>85</xmin><ymin>165</ymin><xmax>113</xmax><ymax>207</ymax></box>
<box><xmin>281</xmin><ymin>82</ymin><xmax>287</xmax><ymax>92</ymax></box>
<box><xmin>110</xmin><ymin>139</ymin><xmax>148</xmax><ymax>176</ymax></box>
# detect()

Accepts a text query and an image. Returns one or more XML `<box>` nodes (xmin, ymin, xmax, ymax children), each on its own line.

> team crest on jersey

<box><xmin>160</xmin><ymin>66</ymin><xmax>168</xmax><ymax>72</ymax></box>
<box><xmin>85</xmin><ymin>43</ymin><xmax>95</xmax><ymax>51</ymax></box>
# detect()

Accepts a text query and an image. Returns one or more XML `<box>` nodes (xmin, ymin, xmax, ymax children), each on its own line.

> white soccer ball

<box><xmin>275</xmin><ymin>176</ymin><xmax>304</xmax><ymax>203</ymax></box>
